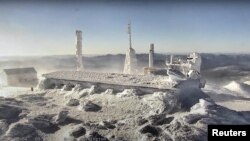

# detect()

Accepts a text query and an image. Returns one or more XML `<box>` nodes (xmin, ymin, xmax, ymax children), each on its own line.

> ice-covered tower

<box><xmin>76</xmin><ymin>30</ymin><xmax>84</xmax><ymax>71</ymax></box>
<box><xmin>123</xmin><ymin>22</ymin><xmax>137</xmax><ymax>74</ymax></box>
<box><xmin>187</xmin><ymin>52</ymin><xmax>201</xmax><ymax>73</ymax></box>
<box><xmin>149</xmin><ymin>43</ymin><xmax>154</xmax><ymax>68</ymax></box>
<box><xmin>170</xmin><ymin>55</ymin><xmax>174</xmax><ymax>65</ymax></box>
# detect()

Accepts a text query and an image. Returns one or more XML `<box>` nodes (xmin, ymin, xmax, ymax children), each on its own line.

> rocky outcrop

<box><xmin>66</xmin><ymin>99</ymin><xmax>80</xmax><ymax>106</ymax></box>
<box><xmin>0</xmin><ymin>120</ymin><xmax>8</xmax><ymax>136</ymax></box>
<box><xmin>69</xmin><ymin>125</ymin><xmax>86</xmax><ymax>138</ymax></box>
<box><xmin>0</xmin><ymin>104</ymin><xmax>22</xmax><ymax>120</ymax></box>
<box><xmin>139</xmin><ymin>125</ymin><xmax>162</xmax><ymax>137</ymax></box>
<box><xmin>28</xmin><ymin>114</ymin><xmax>59</xmax><ymax>133</ymax></box>
<box><xmin>85</xmin><ymin>131</ymin><xmax>109</xmax><ymax>141</ymax></box>
<box><xmin>55</xmin><ymin>110</ymin><xmax>69</xmax><ymax>124</ymax></box>
<box><xmin>81</xmin><ymin>101</ymin><xmax>102</xmax><ymax>112</ymax></box>
<box><xmin>6</xmin><ymin>123</ymin><xmax>42</xmax><ymax>141</ymax></box>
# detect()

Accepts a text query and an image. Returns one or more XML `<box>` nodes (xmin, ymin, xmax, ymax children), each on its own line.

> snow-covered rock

<box><xmin>72</xmin><ymin>84</ymin><xmax>82</xmax><ymax>92</ymax></box>
<box><xmin>103</xmin><ymin>89</ymin><xmax>114</xmax><ymax>95</ymax></box>
<box><xmin>176</xmin><ymin>88</ymin><xmax>208</xmax><ymax>111</ymax></box>
<box><xmin>138</xmin><ymin>124</ymin><xmax>162</xmax><ymax>137</ymax></box>
<box><xmin>69</xmin><ymin>125</ymin><xmax>86</xmax><ymax>138</ymax></box>
<box><xmin>28</xmin><ymin>114</ymin><xmax>57</xmax><ymax>131</ymax></box>
<box><xmin>55</xmin><ymin>110</ymin><xmax>69</xmax><ymax>124</ymax></box>
<box><xmin>142</xmin><ymin>92</ymin><xmax>177</xmax><ymax>114</ymax></box>
<box><xmin>117</xmin><ymin>89</ymin><xmax>137</xmax><ymax>98</ymax></box>
<box><xmin>64</xmin><ymin>85</ymin><xmax>99</xmax><ymax>100</ymax></box>
<box><xmin>6</xmin><ymin>123</ymin><xmax>41</xmax><ymax>140</ymax></box>
<box><xmin>80</xmin><ymin>101</ymin><xmax>102</xmax><ymax>112</ymax></box>
<box><xmin>190</xmin><ymin>99</ymin><xmax>213</xmax><ymax>115</ymax></box>
<box><xmin>66</xmin><ymin>99</ymin><xmax>80</xmax><ymax>106</ymax></box>
<box><xmin>0</xmin><ymin>104</ymin><xmax>22</xmax><ymax>120</ymax></box>
<box><xmin>98</xmin><ymin>120</ymin><xmax>116</xmax><ymax>129</ymax></box>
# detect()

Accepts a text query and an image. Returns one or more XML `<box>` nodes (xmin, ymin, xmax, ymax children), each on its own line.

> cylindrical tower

<box><xmin>170</xmin><ymin>55</ymin><xmax>174</xmax><ymax>65</ymax></box>
<box><xmin>149</xmin><ymin>43</ymin><xmax>154</xmax><ymax>68</ymax></box>
<box><xmin>76</xmin><ymin>30</ymin><xmax>83</xmax><ymax>71</ymax></box>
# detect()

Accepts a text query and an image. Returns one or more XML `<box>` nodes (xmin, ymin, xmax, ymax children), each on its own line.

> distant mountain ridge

<box><xmin>1</xmin><ymin>53</ymin><xmax>250</xmax><ymax>75</ymax></box>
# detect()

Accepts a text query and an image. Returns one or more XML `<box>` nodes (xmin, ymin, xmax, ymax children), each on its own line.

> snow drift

<box><xmin>224</xmin><ymin>81</ymin><xmax>250</xmax><ymax>98</ymax></box>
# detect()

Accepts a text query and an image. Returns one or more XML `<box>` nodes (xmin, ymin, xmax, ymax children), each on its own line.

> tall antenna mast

<box><xmin>128</xmin><ymin>21</ymin><xmax>132</xmax><ymax>49</ymax></box>
<box><xmin>124</xmin><ymin>21</ymin><xmax>138</xmax><ymax>74</ymax></box>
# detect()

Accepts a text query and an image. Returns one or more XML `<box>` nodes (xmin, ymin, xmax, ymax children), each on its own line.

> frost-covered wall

<box><xmin>39</xmin><ymin>78</ymin><xmax>171</xmax><ymax>94</ymax></box>
<box><xmin>3</xmin><ymin>73</ymin><xmax>38</xmax><ymax>87</ymax></box>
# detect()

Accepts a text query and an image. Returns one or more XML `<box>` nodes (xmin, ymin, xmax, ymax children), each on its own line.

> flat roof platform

<box><xmin>42</xmin><ymin>71</ymin><xmax>172</xmax><ymax>90</ymax></box>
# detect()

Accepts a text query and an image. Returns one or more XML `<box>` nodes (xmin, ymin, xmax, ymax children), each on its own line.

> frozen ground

<box><xmin>0</xmin><ymin>83</ymin><xmax>249</xmax><ymax>141</ymax></box>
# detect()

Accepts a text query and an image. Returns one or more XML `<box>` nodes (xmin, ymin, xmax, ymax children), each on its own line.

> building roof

<box><xmin>3</xmin><ymin>67</ymin><xmax>37</xmax><ymax>75</ymax></box>
<box><xmin>42</xmin><ymin>71</ymin><xmax>173</xmax><ymax>89</ymax></box>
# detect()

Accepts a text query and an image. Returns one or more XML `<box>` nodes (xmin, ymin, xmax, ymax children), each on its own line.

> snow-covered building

<box><xmin>0</xmin><ymin>67</ymin><xmax>38</xmax><ymax>87</ymax></box>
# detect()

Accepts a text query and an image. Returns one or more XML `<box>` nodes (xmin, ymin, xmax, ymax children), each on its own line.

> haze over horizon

<box><xmin>1</xmin><ymin>0</ymin><xmax>250</xmax><ymax>56</ymax></box>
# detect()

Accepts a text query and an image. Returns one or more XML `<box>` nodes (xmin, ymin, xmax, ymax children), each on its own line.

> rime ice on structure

<box><xmin>76</xmin><ymin>30</ymin><xmax>84</xmax><ymax>71</ymax></box>
<box><xmin>123</xmin><ymin>22</ymin><xmax>138</xmax><ymax>74</ymax></box>
<box><xmin>187</xmin><ymin>52</ymin><xmax>201</xmax><ymax>73</ymax></box>
<box><xmin>40</xmin><ymin>28</ymin><xmax>207</xmax><ymax>91</ymax></box>
<box><xmin>149</xmin><ymin>43</ymin><xmax>154</xmax><ymax>68</ymax></box>
<box><xmin>166</xmin><ymin>52</ymin><xmax>206</xmax><ymax>88</ymax></box>
<box><xmin>124</xmin><ymin>48</ymin><xmax>137</xmax><ymax>74</ymax></box>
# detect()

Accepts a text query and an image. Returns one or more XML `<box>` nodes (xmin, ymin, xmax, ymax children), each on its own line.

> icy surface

<box><xmin>43</xmin><ymin>71</ymin><xmax>172</xmax><ymax>89</ymax></box>
<box><xmin>0</xmin><ymin>86</ymin><xmax>249</xmax><ymax>141</ymax></box>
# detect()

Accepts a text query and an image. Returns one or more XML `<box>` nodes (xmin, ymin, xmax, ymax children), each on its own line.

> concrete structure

<box><xmin>76</xmin><ymin>30</ymin><xmax>84</xmax><ymax>71</ymax></box>
<box><xmin>149</xmin><ymin>43</ymin><xmax>154</xmax><ymax>68</ymax></box>
<box><xmin>144</xmin><ymin>44</ymin><xmax>169</xmax><ymax>75</ymax></box>
<box><xmin>40</xmin><ymin>71</ymin><xmax>173</xmax><ymax>93</ymax></box>
<box><xmin>123</xmin><ymin>22</ymin><xmax>137</xmax><ymax>74</ymax></box>
<box><xmin>0</xmin><ymin>67</ymin><xmax>38</xmax><ymax>87</ymax></box>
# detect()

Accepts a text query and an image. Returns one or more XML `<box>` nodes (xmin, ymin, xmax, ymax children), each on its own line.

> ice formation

<box><xmin>123</xmin><ymin>47</ymin><xmax>138</xmax><ymax>74</ymax></box>
<box><xmin>76</xmin><ymin>30</ymin><xmax>84</xmax><ymax>71</ymax></box>
<box><xmin>166</xmin><ymin>52</ymin><xmax>206</xmax><ymax>88</ymax></box>
<box><xmin>142</xmin><ymin>92</ymin><xmax>177</xmax><ymax>114</ymax></box>
<box><xmin>123</xmin><ymin>22</ymin><xmax>138</xmax><ymax>74</ymax></box>
<box><xmin>190</xmin><ymin>99</ymin><xmax>213</xmax><ymax>115</ymax></box>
